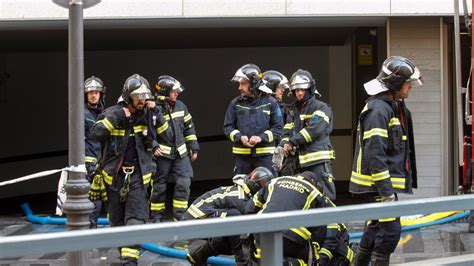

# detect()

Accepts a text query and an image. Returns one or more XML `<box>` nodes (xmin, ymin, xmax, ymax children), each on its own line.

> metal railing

<box><xmin>1</xmin><ymin>195</ymin><xmax>474</xmax><ymax>265</ymax></box>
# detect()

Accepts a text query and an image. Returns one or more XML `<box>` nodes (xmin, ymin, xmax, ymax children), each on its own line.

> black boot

<box><xmin>370</xmin><ymin>252</ymin><xmax>390</xmax><ymax>266</ymax></box>
<box><xmin>186</xmin><ymin>241</ymin><xmax>215</xmax><ymax>266</ymax></box>
<box><xmin>352</xmin><ymin>245</ymin><xmax>372</xmax><ymax>266</ymax></box>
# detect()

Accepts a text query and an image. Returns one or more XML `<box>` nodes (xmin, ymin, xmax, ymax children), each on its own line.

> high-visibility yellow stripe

<box><xmin>389</xmin><ymin>117</ymin><xmax>401</xmax><ymax>127</ymax></box>
<box><xmin>187</xmin><ymin>204</ymin><xmax>206</xmax><ymax>218</ymax></box>
<box><xmin>300</xmin><ymin>128</ymin><xmax>312</xmax><ymax>143</ymax></box>
<box><xmin>164</xmin><ymin>114</ymin><xmax>170</xmax><ymax>120</ymax></box>
<box><xmin>284</xmin><ymin>123</ymin><xmax>294</xmax><ymax>130</ymax></box>
<box><xmin>142</xmin><ymin>172</ymin><xmax>152</xmax><ymax>185</ymax></box>
<box><xmin>402</xmin><ymin>135</ymin><xmax>407</xmax><ymax>140</ymax></box>
<box><xmin>351</xmin><ymin>172</ymin><xmax>406</xmax><ymax>189</ymax></box>
<box><xmin>315</xmin><ymin>110</ymin><xmax>330</xmax><ymax>123</ymax></box>
<box><xmin>319</xmin><ymin>247</ymin><xmax>333</xmax><ymax>260</ymax></box>
<box><xmin>263</xmin><ymin>110</ymin><xmax>270</xmax><ymax>115</ymax></box>
<box><xmin>256</xmin><ymin>146</ymin><xmax>275</xmax><ymax>154</ymax></box>
<box><xmin>346</xmin><ymin>245</ymin><xmax>355</xmax><ymax>262</ymax></box>
<box><xmin>184</xmin><ymin>113</ymin><xmax>192</xmax><ymax>123</ymax></box>
<box><xmin>84</xmin><ymin>156</ymin><xmax>97</xmax><ymax>163</ymax></box>
<box><xmin>177</xmin><ymin>144</ymin><xmax>187</xmax><ymax>155</ymax></box>
<box><xmin>372</xmin><ymin>170</ymin><xmax>390</xmax><ymax>181</ymax></box>
<box><xmin>156</xmin><ymin>122</ymin><xmax>169</xmax><ymax>134</ymax></box>
<box><xmin>121</xmin><ymin>247</ymin><xmax>140</xmax><ymax>259</ymax></box>
<box><xmin>102</xmin><ymin>170</ymin><xmax>113</xmax><ymax>185</ymax></box>
<box><xmin>363</xmin><ymin>128</ymin><xmax>388</xmax><ymax>139</ymax></box>
<box><xmin>391</xmin><ymin>177</ymin><xmax>406</xmax><ymax>189</ymax></box>
<box><xmin>194</xmin><ymin>190</ymin><xmax>239</xmax><ymax>208</ymax></box>
<box><xmin>133</xmin><ymin>125</ymin><xmax>147</xmax><ymax>133</ymax></box>
<box><xmin>173</xmin><ymin>199</ymin><xmax>188</xmax><ymax>209</ymax></box>
<box><xmin>150</xmin><ymin>202</ymin><xmax>165</xmax><ymax>211</ymax></box>
<box><xmin>297</xmin><ymin>259</ymin><xmax>307</xmax><ymax>266</ymax></box>
<box><xmin>253</xmin><ymin>196</ymin><xmax>263</xmax><ymax>208</ymax></box>
<box><xmin>220</xmin><ymin>212</ymin><xmax>227</xmax><ymax>218</ymax></box>
<box><xmin>171</xmin><ymin>111</ymin><xmax>185</xmax><ymax>119</ymax></box>
<box><xmin>99</xmin><ymin>118</ymin><xmax>114</xmax><ymax>133</ymax></box>
<box><xmin>298</xmin><ymin>150</ymin><xmax>335</xmax><ymax>164</ymax></box>
<box><xmin>233</xmin><ymin>147</ymin><xmax>251</xmax><ymax>154</ymax></box>
<box><xmin>236</xmin><ymin>104</ymin><xmax>250</xmax><ymax>110</ymax></box>
<box><xmin>282</xmin><ymin>137</ymin><xmax>290</xmax><ymax>142</ymax></box>
<box><xmin>111</xmin><ymin>129</ymin><xmax>125</xmax><ymax>136</ymax></box>
<box><xmin>230</xmin><ymin>129</ymin><xmax>240</xmax><ymax>142</ymax></box>
<box><xmin>158</xmin><ymin>144</ymin><xmax>172</xmax><ymax>154</ymax></box>
<box><xmin>256</xmin><ymin>103</ymin><xmax>272</xmax><ymax>109</ymax></box>
<box><xmin>185</xmin><ymin>134</ymin><xmax>197</xmax><ymax>142</ymax></box>
<box><xmin>290</xmin><ymin>227</ymin><xmax>311</xmax><ymax>240</ymax></box>
<box><xmin>379</xmin><ymin>217</ymin><xmax>397</xmax><ymax>222</ymax></box>
<box><xmin>264</xmin><ymin>130</ymin><xmax>273</xmax><ymax>142</ymax></box>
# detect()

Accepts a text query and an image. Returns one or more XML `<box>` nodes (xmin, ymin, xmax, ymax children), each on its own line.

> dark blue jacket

<box><xmin>84</xmin><ymin>103</ymin><xmax>103</xmax><ymax>174</ymax></box>
<box><xmin>223</xmin><ymin>94</ymin><xmax>283</xmax><ymax>157</ymax></box>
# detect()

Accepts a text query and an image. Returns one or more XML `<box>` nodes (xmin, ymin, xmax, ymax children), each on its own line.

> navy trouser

<box><xmin>89</xmin><ymin>200</ymin><xmax>103</xmax><ymax>228</ymax></box>
<box><xmin>233</xmin><ymin>155</ymin><xmax>275</xmax><ymax>175</ymax></box>
<box><xmin>106</xmin><ymin>168</ymin><xmax>149</xmax><ymax>264</ymax></box>
<box><xmin>359</xmin><ymin>194</ymin><xmax>401</xmax><ymax>255</ymax></box>
<box><xmin>150</xmin><ymin>155</ymin><xmax>193</xmax><ymax>221</ymax></box>
<box><xmin>301</xmin><ymin>161</ymin><xmax>336</xmax><ymax>200</ymax></box>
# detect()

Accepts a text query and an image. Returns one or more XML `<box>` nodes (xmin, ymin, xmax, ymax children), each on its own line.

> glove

<box><xmin>86</xmin><ymin>169</ymin><xmax>99</xmax><ymax>183</ymax></box>
<box><xmin>272</xmin><ymin>146</ymin><xmax>285</xmax><ymax>170</ymax></box>
<box><xmin>88</xmin><ymin>173</ymin><xmax>107</xmax><ymax>202</ymax></box>
<box><xmin>382</xmin><ymin>194</ymin><xmax>396</xmax><ymax>202</ymax></box>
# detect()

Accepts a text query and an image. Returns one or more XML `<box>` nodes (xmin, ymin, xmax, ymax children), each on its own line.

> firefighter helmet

<box><xmin>231</xmin><ymin>64</ymin><xmax>263</xmax><ymax>91</ymax></box>
<box><xmin>246</xmin><ymin>167</ymin><xmax>274</xmax><ymax>194</ymax></box>
<box><xmin>289</xmin><ymin>69</ymin><xmax>321</xmax><ymax>97</ymax></box>
<box><xmin>376</xmin><ymin>56</ymin><xmax>423</xmax><ymax>93</ymax></box>
<box><xmin>259</xmin><ymin>70</ymin><xmax>289</xmax><ymax>94</ymax></box>
<box><xmin>84</xmin><ymin>76</ymin><xmax>105</xmax><ymax>94</ymax></box>
<box><xmin>154</xmin><ymin>75</ymin><xmax>184</xmax><ymax>96</ymax></box>
<box><xmin>121</xmin><ymin>74</ymin><xmax>153</xmax><ymax>104</ymax></box>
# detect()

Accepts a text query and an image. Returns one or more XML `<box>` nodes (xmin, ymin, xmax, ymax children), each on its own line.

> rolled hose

<box><xmin>21</xmin><ymin>203</ymin><xmax>236</xmax><ymax>265</ymax></box>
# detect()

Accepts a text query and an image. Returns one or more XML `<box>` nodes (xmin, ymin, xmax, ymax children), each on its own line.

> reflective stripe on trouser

<box><xmin>150</xmin><ymin>155</ymin><xmax>193</xmax><ymax>221</ymax></box>
<box><xmin>359</xmin><ymin>193</ymin><xmax>401</xmax><ymax>255</ymax></box>
<box><xmin>121</xmin><ymin>247</ymin><xmax>140</xmax><ymax>263</ymax></box>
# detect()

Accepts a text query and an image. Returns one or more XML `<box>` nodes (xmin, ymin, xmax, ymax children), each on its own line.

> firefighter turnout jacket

<box><xmin>85</xmin><ymin>103</ymin><xmax>103</xmax><ymax>174</ymax></box>
<box><xmin>155</xmin><ymin>98</ymin><xmax>199</xmax><ymax>159</ymax></box>
<box><xmin>91</xmin><ymin>104</ymin><xmax>171</xmax><ymax>189</ymax></box>
<box><xmin>280</xmin><ymin>97</ymin><xmax>335</xmax><ymax>168</ymax></box>
<box><xmin>183</xmin><ymin>182</ymin><xmax>253</xmax><ymax>220</ymax></box>
<box><xmin>349</xmin><ymin>93</ymin><xmax>417</xmax><ymax>196</ymax></box>
<box><xmin>224</xmin><ymin>94</ymin><xmax>283</xmax><ymax>156</ymax></box>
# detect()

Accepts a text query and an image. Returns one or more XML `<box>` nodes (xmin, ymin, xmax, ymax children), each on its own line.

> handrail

<box><xmin>1</xmin><ymin>194</ymin><xmax>473</xmax><ymax>264</ymax></box>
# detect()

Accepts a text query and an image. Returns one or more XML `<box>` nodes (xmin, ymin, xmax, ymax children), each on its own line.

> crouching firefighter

<box><xmin>350</xmin><ymin>56</ymin><xmax>421</xmax><ymax>266</ymax></box>
<box><xmin>84</xmin><ymin>76</ymin><xmax>106</xmax><ymax>228</ymax></box>
<box><xmin>184</xmin><ymin>167</ymin><xmax>274</xmax><ymax>265</ymax></box>
<box><xmin>245</xmin><ymin>172</ymin><xmax>353</xmax><ymax>266</ymax></box>
<box><xmin>277</xmin><ymin>70</ymin><xmax>336</xmax><ymax>200</ymax></box>
<box><xmin>149</xmin><ymin>75</ymin><xmax>199</xmax><ymax>222</ymax></box>
<box><xmin>90</xmin><ymin>74</ymin><xmax>171</xmax><ymax>265</ymax></box>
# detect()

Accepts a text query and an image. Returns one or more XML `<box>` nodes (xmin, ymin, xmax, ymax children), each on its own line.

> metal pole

<box><xmin>61</xmin><ymin>1</ymin><xmax>94</xmax><ymax>265</ymax></box>
<box><xmin>259</xmin><ymin>232</ymin><xmax>283</xmax><ymax>266</ymax></box>
<box><xmin>455</xmin><ymin>0</ymin><xmax>464</xmax><ymax>170</ymax></box>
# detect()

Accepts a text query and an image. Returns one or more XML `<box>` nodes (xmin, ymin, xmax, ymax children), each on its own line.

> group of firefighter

<box><xmin>83</xmin><ymin>55</ymin><xmax>423</xmax><ymax>266</ymax></box>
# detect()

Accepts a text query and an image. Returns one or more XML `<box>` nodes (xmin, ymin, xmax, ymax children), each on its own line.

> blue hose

<box><xmin>21</xmin><ymin>203</ymin><xmax>109</xmax><ymax>225</ymax></box>
<box><xmin>349</xmin><ymin>211</ymin><xmax>469</xmax><ymax>240</ymax></box>
<box><xmin>142</xmin><ymin>243</ymin><xmax>236</xmax><ymax>265</ymax></box>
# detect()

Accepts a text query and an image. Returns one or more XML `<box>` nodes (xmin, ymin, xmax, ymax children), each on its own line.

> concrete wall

<box><xmin>0</xmin><ymin>44</ymin><xmax>353</xmax><ymax>197</ymax></box>
<box><xmin>388</xmin><ymin>17</ymin><xmax>443</xmax><ymax>198</ymax></box>
<box><xmin>0</xmin><ymin>0</ymin><xmax>470</xmax><ymax>20</ymax></box>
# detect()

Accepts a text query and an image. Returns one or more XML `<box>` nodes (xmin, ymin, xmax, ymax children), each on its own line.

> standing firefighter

<box><xmin>149</xmin><ymin>75</ymin><xmax>199</xmax><ymax>222</ymax></box>
<box><xmin>224</xmin><ymin>64</ymin><xmax>283</xmax><ymax>175</ymax></box>
<box><xmin>84</xmin><ymin>76</ymin><xmax>106</xmax><ymax>229</ymax></box>
<box><xmin>277</xmin><ymin>69</ymin><xmax>336</xmax><ymax>200</ymax></box>
<box><xmin>90</xmin><ymin>74</ymin><xmax>170</xmax><ymax>265</ymax></box>
<box><xmin>350</xmin><ymin>56</ymin><xmax>421</xmax><ymax>266</ymax></box>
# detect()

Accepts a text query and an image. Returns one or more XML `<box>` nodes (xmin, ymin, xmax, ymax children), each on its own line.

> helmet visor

<box><xmin>289</xmin><ymin>83</ymin><xmax>311</xmax><ymax>91</ymax></box>
<box><xmin>130</xmin><ymin>84</ymin><xmax>153</xmax><ymax>100</ymax></box>
<box><xmin>84</xmin><ymin>79</ymin><xmax>104</xmax><ymax>93</ymax></box>
<box><xmin>172</xmin><ymin>81</ymin><xmax>184</xmax><ymax>93</ymax></box>
<box><xmin>231</xmin><ymin>68</ymin><xmax>250</xmax><ymax>82</ymax></box>
<box><xmin>406</xmin><ymin>67</ymin><xmax>423</xmax><ymax>87</ymax></box>
<box><xmin>290</xmin><ymin>74</ymin><xmax>311</xmax><ymax>91</ymax></box>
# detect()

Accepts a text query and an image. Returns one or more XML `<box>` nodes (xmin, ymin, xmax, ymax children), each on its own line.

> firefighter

<box><xmin>149</xmin><ymin>75</ymin><xmax>199</xmax><ymax>222</ymax></box>
<box><xmin>223</xmin><ymin>64</ymin><xmax>283</xmax><ymax>176</ymax></box>
<box><xmin>278</xmin><ymin>69</ymin><xmax>336</xmax><ymax>200</ymax></box>
<box><xmin>84</xmin><ymin>76</ymin><xmax>106</xmax><ymax>229</ymax></box>
<box><xmin>89</xmin><ymin>74</ymin><xmax>171</xmax><ymax>266</ymax></box>
<box><xmin>184</xmin><ymin>167</ymin><xmax>274</xmax><ymax>265</ymax></box>
<box><xmin>245</xmin><ymin>171</ymin><xmax>353</xmax><ymax>265</ymax></box>
<box><xmin>350</xmin><ymin>56</ymin><xmax>421</xmax><ymax>266</ymax></box>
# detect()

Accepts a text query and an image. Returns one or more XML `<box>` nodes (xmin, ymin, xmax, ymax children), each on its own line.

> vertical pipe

<box><xmin>455</xmin><ymin>0</ymin><xmax>464</xmax><ymax>167</ymax></box>
<box><xmin>63</xmin><ymin>1</ymin><xmax>94</xmax><ymax>265</ymax></box>
<box><xmin>259</xmin><ymin>232</ymin><xmax>283</xmax><ymax>266</ymax></box>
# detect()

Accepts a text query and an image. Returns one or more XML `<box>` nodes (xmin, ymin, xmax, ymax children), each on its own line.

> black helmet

<box><xmin>231</xmin><ymin>64</ymin><xmax>263</xmax><ymax>91</ymax></box>
<box><xmin>246</xmin><ymin>167</ymin><xmax>274</xmax><ymax>194</ymax></box>
<box><xmin>155</xmin><ymin>75</ymin><xmax>185</xmax><ymax>96</ymax></box>
<box><xmin>289</xmin><ymin>69</ymin><xmax>320</xmax><ymax>97</ymax></box>
<box><xmin>84</xmin><ymin>76</ymin><xmax>105</xmax><ymax>94</ymax></box>
<box><xmin>259</xmin><ymin>70</ymin><xmax>289</xmax><ymax>94</ymax></box>
<box><xmin>377</xmin><ymin>56</ymin><xmax>423</xmax><ymax>92</ymax></box>
<box><xmin>122</xmin><ymin>74</ymin><xmax>153</xmax><ymax>104</ymax></box>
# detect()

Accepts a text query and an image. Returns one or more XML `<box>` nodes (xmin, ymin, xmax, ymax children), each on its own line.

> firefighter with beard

<box><xmin>224</xmin><ymin>64</ymin><xmax>283</xmax><ymax>176</ymax></box>
<box><xmin>84</xmin><ymin>76</ymin><xmax>106</xmax><ymax>229</ymax></box>
<box><xmin>149</xmin><ymin>75</ymin><xmax>199</xmax><ymax>222</ymax></box>
<box><xmin>184</xmin><ymin>167</ymin><xmax>274</xmax><ymax>265</ymax></box>
<box><xmin>350</xmin><ymin>56</ymin><xmax>421</xmax><ymax>266</ymax></box>
<box><xmin>278</xmin><ymin>69</ymin><xmax>336</xmax><ymax>200</ymax></box>
<box><xmin>89</xmin><ymin>74</ymin><xmax>171</xmax><ymax>265</ymax></box>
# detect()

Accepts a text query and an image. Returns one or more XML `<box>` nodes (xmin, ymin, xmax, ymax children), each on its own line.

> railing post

<box><xmin>259</xmin><ymin>231</ymin><xmax>283</xmax><ymax>266</ymax></box>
